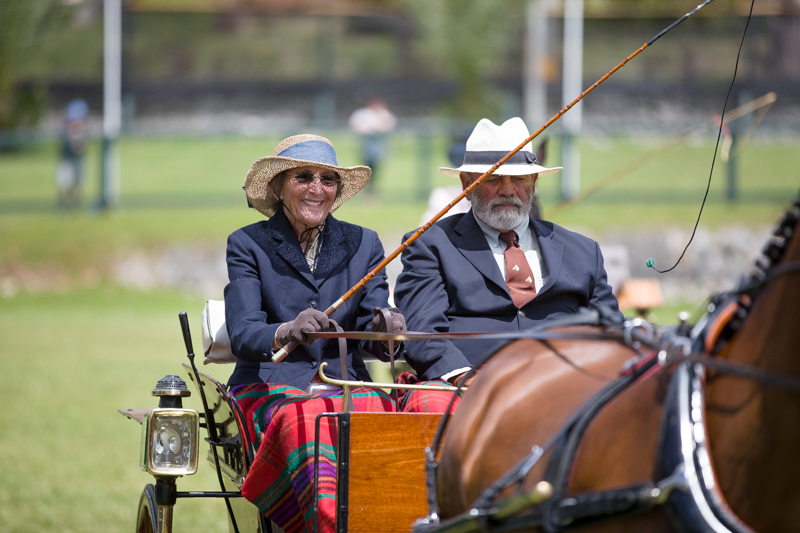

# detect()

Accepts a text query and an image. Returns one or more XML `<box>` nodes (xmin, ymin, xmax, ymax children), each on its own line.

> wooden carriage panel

<box><xmin>342</xmin><ymin>412</ymin><xmax>442</xmax><ymax>533</ymax></box>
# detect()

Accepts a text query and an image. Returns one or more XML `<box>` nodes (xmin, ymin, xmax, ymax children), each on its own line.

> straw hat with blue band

<box><xmin>439</xmin><ymin>117</ymin><xmax>562</xmax><ymax>178</ymax></box>
<box><xmin>244</xmin><ymin>134</ymin><xmax>372</xmax><ymax>218</ymax></box>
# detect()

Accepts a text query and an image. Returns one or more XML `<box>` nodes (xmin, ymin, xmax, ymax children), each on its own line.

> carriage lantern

<box><xmin>140</xmin><ymin>374</ymin><xmax>200</xmax><ymax>477</ymax></box>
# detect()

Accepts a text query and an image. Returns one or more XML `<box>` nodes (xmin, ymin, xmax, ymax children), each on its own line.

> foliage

<box><xmin>0</xmin><ymin>0</ymin><xmax>68</xmax><ymax>132</ymax></box>
<box><xmin>403</xmin><ymin>0</ymin><xmax>527</xmax><ymax>120</ymax></box>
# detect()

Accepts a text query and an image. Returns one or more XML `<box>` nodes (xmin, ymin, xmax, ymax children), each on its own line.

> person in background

<box><xmin>56</xmin><ymin>99</ymin><xmax>88</xmax><ymax>208</ymax></box>
<box><xmin>394</xmin><ymin>117</ymin><xmax>621</xmax><ymax>412</ymax></box>
<box><xmin>225</xmin><ymin>134</ymin><xmax>405</xmax><ymax>533</ymax></box>
<box><xmin>348</xmin><ymin>96</ymin><xmax>396</xmax><ymax>196</ymax></box>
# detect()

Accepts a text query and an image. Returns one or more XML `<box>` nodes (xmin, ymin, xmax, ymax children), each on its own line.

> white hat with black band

<box><xmin>439</xmin><ymin>117</ymin><xmax>562</xmax><ymax>178</ymax></box>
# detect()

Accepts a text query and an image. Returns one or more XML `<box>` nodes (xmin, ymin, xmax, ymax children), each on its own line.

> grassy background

<box><xmin>0</xmin><ymin>132</ymin><xmax>798</xmax><ymax>531</ymax></box>
<box><xmin>2</xmin><ymin>132</ymin><xmax>798</xmax><ymax>275</ymax></box>
<box><xmin>0</xmin><ymin>287</ymin><xmax>232</xmax><ymax>532</ymax></box>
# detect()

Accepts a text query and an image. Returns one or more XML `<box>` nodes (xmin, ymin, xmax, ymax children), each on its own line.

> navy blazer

<box><xmin>394</xmin><ymin>210</ymin><xmax>622</xmax><ymax>381</ymax></box>
<box><xmin>224</xmin><ymin>211</ymin><xmax>390</xmax><ymax>389</ymax></box>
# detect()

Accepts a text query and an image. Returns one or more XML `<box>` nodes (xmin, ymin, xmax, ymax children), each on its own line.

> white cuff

<box><xmin>440</xmin><ymin>367</ymin><xmax>471</xmax><ymax>384</ymax></box>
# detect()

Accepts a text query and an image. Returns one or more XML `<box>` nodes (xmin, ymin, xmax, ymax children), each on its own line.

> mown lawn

<box><xmin>1</xmin><ymin>133</ymin><xmax>798</xmax><ymax>277</ymax></box>
<box><xmin>0</xmin><ymin>286</ymin><xmax>234</xmax><ymax>532</ymax></box>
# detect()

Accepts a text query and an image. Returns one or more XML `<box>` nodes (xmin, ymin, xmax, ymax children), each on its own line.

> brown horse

<box><xmin>434</xmin><ymin>193</ymin><xmax>800</xmax><ymax>532</ymax></box>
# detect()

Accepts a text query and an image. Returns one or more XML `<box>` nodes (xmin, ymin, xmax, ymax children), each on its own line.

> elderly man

<box><xmin>393</xmin><ymin>117</ymin><xmax>622</xmax><ymax>409</ymax></box>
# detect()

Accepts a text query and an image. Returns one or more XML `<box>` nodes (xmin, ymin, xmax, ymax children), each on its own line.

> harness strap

<box><xmin>541</xmin><ymin>355</ymin><xmax>662</xmax><ymax>532</ymax></box>
<box><xmin>703</xmin><ymin>300</ymin><xmax>739</xmax><ymax>353</ymax></box>
<box><xmin>472</xmin><ymin>308</ymin><xmax>630</xmax><ymax>508</ymax></box>
<box><xmin>735</xmin><ymin>258</ymin><xmax>800</xmax><ymax>296</ymax></box>
<box><xmin>680</xmin><ymin>352</ymin><xmax>800</xmax><ymax>393</ymax></box>
<box><xmin>378</xmin><ymin>307</ymin><xmax>399</xmax><ymax>406</ymax></box>
<box><xmin>334</xmin><ymin>322</ymin><xmax>355</xmax><ymax>412</ymax></box>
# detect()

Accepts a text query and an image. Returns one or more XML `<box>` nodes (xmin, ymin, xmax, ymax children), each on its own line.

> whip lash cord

<box><xmin>647</xmin><ymin>0</ymin><xmax>756</xmax><ymax>273</ymax></box>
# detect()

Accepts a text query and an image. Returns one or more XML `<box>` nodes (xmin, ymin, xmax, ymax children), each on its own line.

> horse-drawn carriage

<box><xmin>120</xmin><ymin>190</ymin><xmax>800</xmax><ymax>533</ymax></box>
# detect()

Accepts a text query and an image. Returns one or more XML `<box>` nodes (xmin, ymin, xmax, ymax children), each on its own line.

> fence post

<box><xmin>560</xmin><ymin>0</ymin><xmax>583</xmax><ymax>201</ymax></box>
<box><xmin>99</xmin><ymin>0</ymin><xmax>122</xmax><ymax>211</ymax></box>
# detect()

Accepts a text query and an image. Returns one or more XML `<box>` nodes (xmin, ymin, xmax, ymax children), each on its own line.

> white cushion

<box><xmin>201</xmin><ymin>299</ymin><xmax>236</xmax><ymax>364</ymax></box>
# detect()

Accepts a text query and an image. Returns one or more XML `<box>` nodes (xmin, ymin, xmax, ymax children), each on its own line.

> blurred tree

<box><xmin>0</xmin><ymin>0</ymin><xmax>64</xmax><ymax>133</ymax></box>
<box><xmin>403</xmin><ymin>0</ymin><xmax>526</xmax><ymax>120</ymax></box>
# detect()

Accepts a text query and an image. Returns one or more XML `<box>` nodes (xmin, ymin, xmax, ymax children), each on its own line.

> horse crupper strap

<box><xmin>334</xmin><ymin>322</ymin><xmax>355</xmax><ymax>413</ymax></box>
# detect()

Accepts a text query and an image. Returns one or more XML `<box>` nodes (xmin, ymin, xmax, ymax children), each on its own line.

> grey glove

<box><xmin>369</xmin><ymin>307</ymin><xmax>407</xmax><ymax>334</ymax></box>
<box><xmin>276</xmin><ymin>308</ymin><xmax>330</xmax><ymax>346</ymax></box>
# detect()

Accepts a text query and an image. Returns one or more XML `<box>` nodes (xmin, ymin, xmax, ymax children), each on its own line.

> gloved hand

<box><xmin>275</xmin><ymin>308</ymin><xmax>330</xmax><ymax>347</ymax></box>
<box><xmin>365</xmin><ymin>307</ymin><xmax>407</xmax><ymax>360</ymax></box>
<box><xmin>369</xmin><ymin>307</ymin><xmax>407</xmax><ymax>334</ymax></box>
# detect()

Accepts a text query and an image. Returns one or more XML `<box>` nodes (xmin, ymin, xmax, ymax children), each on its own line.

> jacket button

<box><xmin>309</xmin><ymin>300</ymin><xmax>318</xmax><ymax>309</ymax></box>
<box><xmin>310</xmin><ymin>361</ymin><xmax>318</xmax><ymax>368</ymax></box>
<box><xmin>518</xmin><ymin>309</ymin><xmax>526</xmax><ymax>318</ymax></box>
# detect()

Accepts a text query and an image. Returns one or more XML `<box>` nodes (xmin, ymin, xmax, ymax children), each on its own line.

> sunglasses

<box><xmin>288</xmin><ymin>170</ymin><xmax>341</xmax><ymax>189</ymax></box>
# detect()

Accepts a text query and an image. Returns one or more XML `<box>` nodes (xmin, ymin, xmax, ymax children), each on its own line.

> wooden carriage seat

<box><xmin>336</xmin><ymin>412</ymin><xmax>442</xmax><ymax>533</ymax></box>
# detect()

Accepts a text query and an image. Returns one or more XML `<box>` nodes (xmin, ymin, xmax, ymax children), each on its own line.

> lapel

<box><xmin>452</xmin><ymin>211</ymin><xmax>508</xmax><ymax>293</ymax></box>
<box><xmin>313</xmin><ymin>215</ymin><xmax>350</xmax><ymax>283</ymax></box>
<box><xmin>268</xmin><ymin>211</ymin><xmax>317</xmax><ymax>288</ymax></box>
<box><xmin>531</xmin><ymin>218</ymin><xmax>563</xmax><ymax>297</ymax></box>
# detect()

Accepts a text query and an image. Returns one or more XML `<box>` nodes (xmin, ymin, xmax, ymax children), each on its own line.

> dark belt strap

<box><xmin>334</xmin><ymin>322</ymin><xmax>355</xmax><ymax>412</ymax></box>
<box><xmin>377</xmin><ymin>307</ymin><xmax>399</xmax><ymax>406</ymax></box>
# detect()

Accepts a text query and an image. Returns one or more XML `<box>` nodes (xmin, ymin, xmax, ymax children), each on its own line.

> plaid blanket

<box><xmin>395</xmin><ymin>372</ymin><xmax>460</xmax><ymax>414</ymax></box>
<box><xmin>232</xmin><ymin>383</ymin><xmax>395</xmax><ymax>533</ymax></box>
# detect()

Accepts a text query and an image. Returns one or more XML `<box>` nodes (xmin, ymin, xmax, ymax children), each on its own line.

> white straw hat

<box><xmin>439</xmin><ymin>117</ymin><xmax>562</xmax><ymax>178</ymax></box>
<box><xmin>244</xmin><ymin>134</ymin><xmax>372</xmax><ymax>218</ymax></box>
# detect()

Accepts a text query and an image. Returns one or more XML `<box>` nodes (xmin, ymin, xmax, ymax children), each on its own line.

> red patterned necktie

<box><xmin>499</xmin><ymin>230</ymin><xmax>537</xmax><ymax>308</ymax></box>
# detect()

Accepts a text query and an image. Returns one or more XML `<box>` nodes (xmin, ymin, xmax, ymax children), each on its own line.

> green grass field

<box><xmin>0</xmin><ymin>287</ymin><xmax>233</xmax><ymax>532</ymax></box>
<box><xmin>2</xmin><ymin>133</ymin><xmax>797</xmax><ymax>277</ymax></box>
<box><xmin>0</xmin><ymin>132</ymin><xmax>797</xmax><ymax>531</ymax></box>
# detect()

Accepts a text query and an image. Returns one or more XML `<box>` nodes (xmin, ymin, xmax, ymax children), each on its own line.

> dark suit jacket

<box><xmin>394</xmin><ymin>210</ymin><xmax>622</xmax><ymax>381</ymax></box>
<box><xmin>224</xmin><ymin>211</ymin><xmax>390</xmax><ymax>389</ymax></box>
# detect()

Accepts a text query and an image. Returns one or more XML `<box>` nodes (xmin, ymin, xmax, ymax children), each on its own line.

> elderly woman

<box><xmin>225</xmin><ymin>134</ymin><xmax>404</xmax><ymax>533</ymax></box>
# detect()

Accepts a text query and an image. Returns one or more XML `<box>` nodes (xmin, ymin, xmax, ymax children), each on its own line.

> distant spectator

<box><xmin>348</xmin><ymin>97</ymin><xmax>396</xmax><ymax>194</ymax></box>
<box><xmin>56</xmin><ymin>99</ymin><xmax>88</xmax><ymax>208</ymax></box>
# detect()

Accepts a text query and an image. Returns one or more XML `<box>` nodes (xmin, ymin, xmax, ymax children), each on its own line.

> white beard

<box><xmin>471</xmin><ymin>190</ymin><xmax>532</xmax><ymax>231</ymax></box>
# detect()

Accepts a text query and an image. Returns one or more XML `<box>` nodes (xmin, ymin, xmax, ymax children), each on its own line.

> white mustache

<box><xmin>488</xmin><ymin>196</ymin><xmax>523</xmax><ymax>209</ymax></box>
